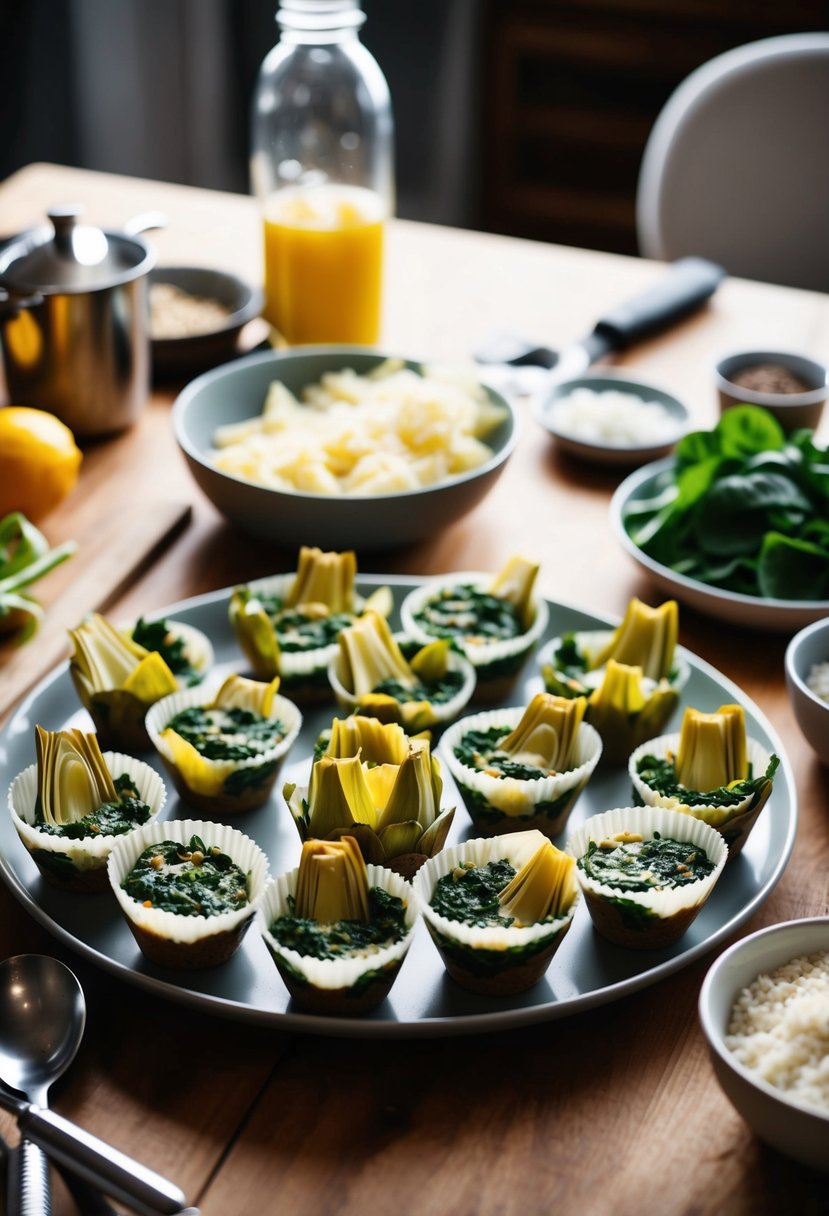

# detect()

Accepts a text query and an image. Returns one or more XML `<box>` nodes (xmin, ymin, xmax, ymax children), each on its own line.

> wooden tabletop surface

<box><xmin>0</xmin><ymin>163</ymin><xmax>827</xmax><ymax>1216</ymax></box>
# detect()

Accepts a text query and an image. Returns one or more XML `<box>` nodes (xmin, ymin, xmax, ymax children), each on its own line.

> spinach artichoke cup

<box><xmin>440</xmin><ymin>693</ymin><xmax>602</xmax><ymax>838</ymax></box>
<box><xmin>145</xmin><ymin>674</ymin><xmax>302</xmax><ymax>815</ymax></box>
<box><xmin>538</xmin><ymin>597</ymin><xmax>690</xmax><ymax>764</ymax></box>
<box><xmin>412</xmin><ymin>830</ymin><xmax>579</xmax><ymax>995</ymax></box>
<box><xmin>628</xmin><ymin>704</ymin><xmax>778</xmax><ymax>858</ymax></box>
<box><xmin>229</xmin><ymin>546</ymin><xmax>391</xmax><ymax>697</ymax></box>
<box><xmin>260</xmin><ymin>836</ymin><xmax>417</xmax><ymax>1016</ymax></box>
<box><xmin>9</xmin><ymin>727</ymin><xmax>167</xmax><ymax>893</ymax></box>
<box><xmin>107</xmin><ymin>818</ymin><xmax>269</xmax><ymax>970</ymax></box>
<box><xmin>399</xmin><ymin>556</ymin><xmax>549</xmax><ymax>700</ymax></box>
<box><xmin>567</xmin><ymin>806</ymin><xmax>727</xmax><ymax>950</ymax></box>
<box><xmin>327</xmin><ymin>612</ymin><xmax>476</xmax><ymax>733</ymax></box>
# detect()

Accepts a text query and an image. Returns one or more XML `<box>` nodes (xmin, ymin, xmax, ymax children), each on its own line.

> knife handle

<box><xmin>592</xmin><ymin>256</ymin><xmax>725</xmax><ymax>350</ymax></box>
<box><xmin>18</xmin><ymin>1104</ymin><xmax>188</xmax><ymax>1216</ymax></box>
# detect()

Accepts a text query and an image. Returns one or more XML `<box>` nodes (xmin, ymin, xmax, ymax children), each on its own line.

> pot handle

<box><xmin>0</xmin><ymin>288</ymin><xmax>44</xmax><ymax>321</ymax></box>
<box><xmin>122</xmin><ymin>211</ymin><xmax>168</xmax><ymax>237</ymax></box>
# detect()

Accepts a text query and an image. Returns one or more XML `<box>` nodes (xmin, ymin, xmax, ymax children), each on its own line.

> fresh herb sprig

<box><xmin>0</xmin><ymin>512</ymin><xmax>76</xmax><ymax>643</ymax></box>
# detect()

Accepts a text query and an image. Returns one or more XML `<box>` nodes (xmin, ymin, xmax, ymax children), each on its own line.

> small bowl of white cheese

<box><xmin>533</xmin><ymin>372</ymin><xmax>689</xmax><ymax>467</ymax></box>
<box><xmin>699</xmin><ymin>917</ymin><xmax>829</xmax><ymax>1171</ymax></box>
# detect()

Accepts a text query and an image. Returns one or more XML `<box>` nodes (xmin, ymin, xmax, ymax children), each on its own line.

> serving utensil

<box><xmin>475</xmin><ymin>256</ymin><xmax>726</xmax><ymax>395</ymax></box>
<box><xmin>0</xmin><ymin>954</ymin><xmax>191</xmax><ymax>1216</ymax></box>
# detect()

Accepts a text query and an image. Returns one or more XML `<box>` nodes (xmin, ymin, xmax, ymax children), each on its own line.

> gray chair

<box><xmin>637</xmin><ymin>33</ymin><xmax>829</xmax><ymax>292</ymax></box>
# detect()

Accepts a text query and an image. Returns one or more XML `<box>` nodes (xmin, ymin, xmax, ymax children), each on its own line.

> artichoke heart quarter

<box><xmin>284</xmin><ymin>546</ymin><xmax>358</xmax><ymax>614</ymax></box>
<box><xmin>489</xmin><ymin>554</ymin><xmax>541</xmax><ymax>631</ymax></box>
<box><xmin>36</xmin><ymin>726</ymin><xmax>117</xmax><ymax>827</ymax></box>
<box><xmin>498</xmin><ymin>837</ymin><xmax>578</xmax><ymax>926</ymax></box>
<box><xmin>69</xmin><ymin>613</ymin><xmax>179</xmax><ymax>751</ymax></box>
<box><xmin>590</xmin><ymin>598</ymin><xmax>678</xmax><ymax>682</ymax></box>
<box><xmin>676</xmin><ymin>704</ymin><xmax>747</xmax><ymax>792</ymax></box>
<box><xmin>586</xmin><ymin>659</ymin><xmax>679</xmax><ymax>765</ymax></box>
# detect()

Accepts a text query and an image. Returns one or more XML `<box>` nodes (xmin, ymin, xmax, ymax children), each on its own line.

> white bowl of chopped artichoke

<box><xmin>172</xmin><ymin>348</ymin><xmax>518</xmax><ymax>551</ymax></box>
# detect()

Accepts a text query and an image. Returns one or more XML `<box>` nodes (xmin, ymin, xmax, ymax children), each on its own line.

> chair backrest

<box><xmin>637</xmin><ymin>33</ymin><xmax>829</xmax><ymax>292</ymax></box>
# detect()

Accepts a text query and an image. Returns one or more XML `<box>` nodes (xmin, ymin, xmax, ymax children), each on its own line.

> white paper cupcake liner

<box><xmin>412</xmin><ymin>835</ymin><xmax>579</xmax><ymax>950</ymax></box>
<box><xmin>399</xmin><ymin>574</ymin><xmax>549</xmax><ymax>675</ymax></box>
<box><xmin>537</xmin><ymin>630</ymin><xmax>691</xmax><ymax>696</ymax></box>
<box><xmin>107</xmin><ymin>817</ymin><xmax>269</xmax><ymax>943</ymax></box>
<box><xmin>259</xmin><ymin>863</ymin><xmax>417</xmax><ymax>991</ymax></box>
<box><xmin>566</xmin><ymin>805</ymin><xmax>728</xmax><ymax>917</ymax></box>
<box><xmin>440</xmin><ymin>707</ymin><xmax>602</xmax><ymax>817</ymax></box>
<box><xmin>144</xmin><ymin>678</ymin><xmax>302</xmax><ymax>797</ymax></box>
<box><xmin>328</xmin><ymin>645</ymin><xmax>477</xmax><ymax>729</ymax></box>
<box><xmin>9</xmin><ymin>752</ymin><xmax>167</xmax><ymax>871</ymax></box>
<box><xmin>628</xmin><ymin>732</ymin><xmax>773</xmax><ymax>826</ymax></box>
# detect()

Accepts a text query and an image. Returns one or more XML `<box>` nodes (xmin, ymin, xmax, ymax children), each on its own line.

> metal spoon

<box><xmin>0</xmin><ymin>953</ymin><xmax>83</xmax><ymax>1215</ymax></box>
<box><xmin>0</xmin><ymin>955</ymin><xmax>191</xmax><ymax>1215</ymax></box>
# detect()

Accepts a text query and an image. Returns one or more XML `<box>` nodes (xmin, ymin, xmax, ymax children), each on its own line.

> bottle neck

<box><xmin>276</xmin><ymin>0</ymin><xmax>365</xmax><ymax>44</ymax></box>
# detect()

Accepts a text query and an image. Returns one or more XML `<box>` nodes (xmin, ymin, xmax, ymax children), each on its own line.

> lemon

<box><xmin>0</xmin><ymin>407</ymin><xmax>82</xmax><ymax>522</ymax></box>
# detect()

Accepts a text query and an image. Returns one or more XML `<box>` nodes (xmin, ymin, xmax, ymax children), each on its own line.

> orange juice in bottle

<box><xmin>262</xmin><ymin>183</ymin><xmax>385</xmax><ymax>344</ymax></box>
<box><xmin>250</xmin><ymin>1</ymin><xmax>394</xmax><ymax>347</ymax></box>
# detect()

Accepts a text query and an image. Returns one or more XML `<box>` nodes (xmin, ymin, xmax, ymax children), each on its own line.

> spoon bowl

<box><xmin>0</xmin><ymin>954</ymin><xmax>86</xmax><ymax>1104</ymax></box>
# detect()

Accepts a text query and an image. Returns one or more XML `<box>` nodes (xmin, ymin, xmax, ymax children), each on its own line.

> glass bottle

<box><xmin>250</xmin><ymin>0</ymin><xmax>394</xmax><ymax>345</ymax></box>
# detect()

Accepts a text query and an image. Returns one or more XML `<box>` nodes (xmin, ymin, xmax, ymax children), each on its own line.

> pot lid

<box><xmin>0</xmin><ymin>205</ymin><xmax>154</xmax><ymax>294</ymax></box>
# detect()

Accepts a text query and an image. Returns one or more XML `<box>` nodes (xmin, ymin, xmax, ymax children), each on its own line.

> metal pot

<box><xmin>0</xmin><ymin>205</ymin><xmax>165</xmax><ymax>437</ymax></box>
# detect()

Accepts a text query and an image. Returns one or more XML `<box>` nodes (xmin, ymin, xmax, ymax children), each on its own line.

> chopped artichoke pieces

<box><xmin>338</xmin><ymin>612</ymin><xmax>413</xmax><ymax>697</ymax></box>
<box><xmin>294</xmin><ymin>836</ymin><xmax>369</xmax><ymax>924</ymax></box>
<box><xmin>498</xmin><ymin>837</ymin><xmax>577</xmax><ymax>925</ymax></box>
<box><xmin>498</xmin><ymin>692</ymin><xmax>586</xmax><ymax>774</ymax></box>
<box><xmin>284</xmin><ymin>546</ymin><xmax>357</xmax><ymax>614</ymax></box>
<box><xmin>676</xmin><ymin>704</ymin><xmax>748</xmax><ymax>792</ymax></box>
<box><xmin>489</xmin><ymin>555</ymin><xmax>540</xmax><ymax>629</ymax></box>
<box><xmin>590</xmin><ymin>598</ymin><xmax>678</xmax><ymax>682</ymax></box>
<box><xmin>35</xmin><ymin>726</ymin><xmax>117</xmax><ymax>828</ymax></box>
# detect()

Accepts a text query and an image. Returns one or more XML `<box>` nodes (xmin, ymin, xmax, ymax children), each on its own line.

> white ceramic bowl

<box><xmin>172</xmin><ymin>347</ymin><xmax>518</xmax><ymax>551</ymax></box>
<box><xmin>532</xmin><ymin>371</ymin><xmax>689</xmax><ymax>467</ymax></box>
<box><xmin>698</xmin><ymin>917</ymin><xmax>829</xmax><ymax>1171</ymax></box>
<box><xmin>784</xmin><ymin>616</ymin><xmax>829</xmax><ymax>766</ymax></box>
<box><xmin>714</xmin><ymin>349</ymin><xmax>828</xmax><ymax>433</ymax></box>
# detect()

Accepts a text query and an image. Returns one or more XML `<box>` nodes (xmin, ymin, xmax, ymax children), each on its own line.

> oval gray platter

<box><xmin>0</xmin><ymin>576</ymin><xmax>797</xmax><ymax>1039</ymax></box>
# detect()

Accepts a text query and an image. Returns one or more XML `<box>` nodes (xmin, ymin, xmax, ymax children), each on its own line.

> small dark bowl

<box><xmin>150</xmin><ymin>266</ymin><xmax>264</xmax><ymax>379</ymax></box>
<box><xmin>714</xmin><ymin>349</ymin><xmax>828</xmax><ymax>432</ymax></box>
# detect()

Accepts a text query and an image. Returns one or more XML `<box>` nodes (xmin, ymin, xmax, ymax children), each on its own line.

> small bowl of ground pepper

<box><xmin>714</xmin><ymin>349</ymin><xmax>828</xmax><ymax>432</ymax></box>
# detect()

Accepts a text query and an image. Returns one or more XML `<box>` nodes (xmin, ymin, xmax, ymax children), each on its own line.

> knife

<box><xmin>474</xmin><ymin>256</ymin><xmax>726</xmax><ymax>389</ymax></box>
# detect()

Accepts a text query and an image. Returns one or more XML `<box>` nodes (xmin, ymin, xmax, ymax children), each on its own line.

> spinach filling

<box><xmin>131</xmin><ymin>617</ymin><xmax>200</xmax><ymax>684</ymax></box>
<box><xmin>454</xmin><ymin>726</ymin><xmax>551</xmax><ymax>781</ymax></box>
<box><xmin>35</xmin><ymin>774</ymin><xmax>151</xmax><ymax>840</ymax></box>
<box><xmin>122</xmin><ymin>834</ymin><xmax>249</xmax><ymax>916</ymax></box>
<box><xmin>372</xmin><ymin>671</ymin><xmax>465</xmax><ymax>705</ymax></box>
<box><xmin>414</xmin><ymin>585</ymin><xmax>522</xmax><ymax>645</ymax></box>
<box><xmin>165</xmin><ymin>706</ymin><xmax>285</xmax><ymax>761</ymax></box>
<box><xmin>635</xmin><ymin>753</ymin><xmax>779</xmax><ymax>808</ymax></box>
<box><xmin>578</xmin><ymin>832</ymin><xmax>714</xmax><ymax>892</ymax></box>
<box><xmin>270</xmin><ymin>887</ymin><xmax>407</xmax><ymax>960</ymax></box>
<box><xmin>430</xmin><ymin>859</ymin><xmax>519</xmax><ymax>928</ymax></box>
<box><xmin>254</xmin><ymin>594</ymin><xmax>355</xmax><ymax>653</ymax></box>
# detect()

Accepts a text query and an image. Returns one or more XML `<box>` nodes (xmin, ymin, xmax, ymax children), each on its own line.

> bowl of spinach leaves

<box><xmin>611</xmin><ymin>406</ymin><xmax>829</xmax><ymax>631</ymax></box>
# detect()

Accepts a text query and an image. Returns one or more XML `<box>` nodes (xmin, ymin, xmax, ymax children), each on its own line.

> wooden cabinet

<box><xmin>480</xmin><ymin>0</ymin><xmax>829</xmax><ymax>254</ymax></box>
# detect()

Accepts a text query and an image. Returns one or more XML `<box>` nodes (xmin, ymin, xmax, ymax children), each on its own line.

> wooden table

<box><xmin>0</xmin><ymin>164</ymin><xmax>827</xmax><ymax>1216</ymax></box>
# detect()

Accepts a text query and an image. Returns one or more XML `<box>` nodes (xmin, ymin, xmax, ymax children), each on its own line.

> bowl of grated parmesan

<box><xmin>532</xmin><ymin>372</ymin><xmax>689</xmax><ymax>467</ymax></box>
<box><xmin>172</xmin><ymin>347</ymin><xmax>517</xmax><ymax>550</ymax></box>
<box><xmin>699</xmin><ymin>917</ymin><xmax>829</xmax><ymax>1170</ymax></box>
